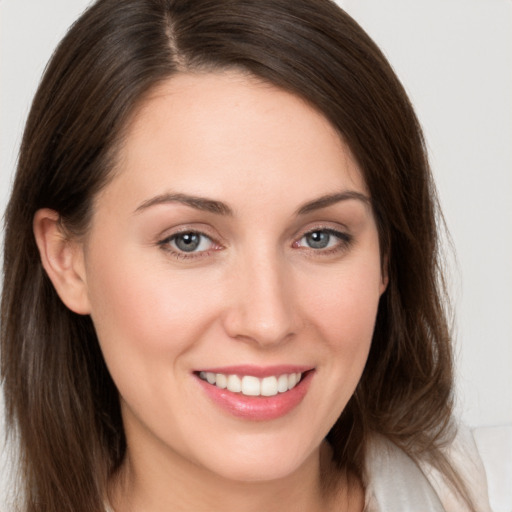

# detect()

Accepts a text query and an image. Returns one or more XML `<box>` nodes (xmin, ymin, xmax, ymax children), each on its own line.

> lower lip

<box><xmin>196</xmin><ymin>371</ymin><xmax>314</xmax><ymax>421</ymax></box>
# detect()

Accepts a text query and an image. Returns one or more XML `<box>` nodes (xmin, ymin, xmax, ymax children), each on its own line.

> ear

<box><xmin>33</xmin><ymin>209</ymin><xmax>91</xmax><ymax>315</ymax></box>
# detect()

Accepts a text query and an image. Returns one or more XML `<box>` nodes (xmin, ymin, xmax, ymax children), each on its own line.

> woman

<box><xmin>1</xmin><ymin>0</ymin><xmax>490</xmax><ymax>511</ymax></box>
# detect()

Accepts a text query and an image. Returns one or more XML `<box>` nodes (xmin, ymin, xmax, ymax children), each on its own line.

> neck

<box><xmin>109</xmin><ymin>441</ymin><xmax>356</xmax><ymax>512</ymax></box>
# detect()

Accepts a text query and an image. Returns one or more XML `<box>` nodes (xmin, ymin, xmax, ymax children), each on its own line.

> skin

<box><xmin>34</xmin><ymin>71</ymin><xmax>387</xmax><ymax>511</ymax></box>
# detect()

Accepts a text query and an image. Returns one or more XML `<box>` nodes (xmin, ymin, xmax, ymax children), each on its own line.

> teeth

<box><xmin>242</xmin><ymin>376</ymin><xmax>260</xmax><ymax>396</ymax></box>
<box><xmin>199</xmin><ymin>371</ymin><xmax>304</xmax><ymax>396</ymax></box>
<box><xmin>227</xmin><ymin>374</ymin><xmax>242</xmax><ymax>393</ymax></box>
<box><xmin>261</xmin><ymin>376</ymin><xmax>278</xmax><ymax>397</ymax></box>
<box><xmin>216</xmin><ymin>373</ymin><xmax>227</xmax><ymax>389</ymax></box>
<box><xmin>277</xmin><ymin>374</ymin><xmax>289</xmax><ymax>393</ymax></box>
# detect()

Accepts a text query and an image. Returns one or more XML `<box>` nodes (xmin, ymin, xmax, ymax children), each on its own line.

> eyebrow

<box><xmin>295</xmin><ymin>190</ymin><xmax>370</xmax><ymax>215</ymax></box>
<box><xmin>134</xmin><ymin>190</ymin><xmax>370</xmax><ymax>216</ymax></box>
<box><xmin>134</xmin><ymin>193</ymin><xmax>233</xmax><ymax>216</ymax></box>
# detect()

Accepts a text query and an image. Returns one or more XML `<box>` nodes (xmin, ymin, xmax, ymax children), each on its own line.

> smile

<box><xmin>198</xmin><ymin>371</ymin><xmax>303</xmax><ymax>397</ymax></box>
<box><xmin>195</xmin><ymin>366</ymin><xmax>314</xmax><ymax>421</ymax></box>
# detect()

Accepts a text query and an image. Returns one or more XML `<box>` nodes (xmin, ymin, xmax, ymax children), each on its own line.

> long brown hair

<box><xmin>2</xmin><ymin>0</ymin><xmax>469</xmax><ymax>510</ymax></box>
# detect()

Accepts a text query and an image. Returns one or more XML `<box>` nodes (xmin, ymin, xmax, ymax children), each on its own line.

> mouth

<box><xmin>197</xmin><ymin>370</ymin><xmax>305</xmax><ymax>397</ymax></box>
<box><xmin>194</xmin><ymin>366</ymin><xmax>315</xmax><ymax>421</ymax></box>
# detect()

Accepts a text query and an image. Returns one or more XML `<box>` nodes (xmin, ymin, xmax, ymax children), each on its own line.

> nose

<box><xmin>222</xmin><ymin>250</ymin><xmax>299</xmax><ymax>347</ymax></box>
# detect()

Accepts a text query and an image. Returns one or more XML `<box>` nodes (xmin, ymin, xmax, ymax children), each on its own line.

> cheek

<box><xmin>84</xmin><ymin>248</ymin><xmax>221</xmax><ymax>377</ymax></box>
<box><xmin>300</xmin><ymin>257</ymin><xmax>383</xmax><ymax>401</ymax></box>
<box><xmin>278</xmin><ymin>258</ymin><xmax>383</xmax><ymax>443</ymax></box>
<box><xmin>301</xmin><ymin>260</ymin><xmax>383</xmax><ymax>346</ymax></box>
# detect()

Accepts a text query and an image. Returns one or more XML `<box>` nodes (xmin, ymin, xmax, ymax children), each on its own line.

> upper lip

<box><xmin>194</xmin><ymin>365</ymin><xmax>314</xmax><ymax>378</ymax></box>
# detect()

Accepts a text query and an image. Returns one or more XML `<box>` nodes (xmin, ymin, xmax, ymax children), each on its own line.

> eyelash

<box><xmin>158</xmin><ymin>230</ymin><xmax>219</xmax><ymax>260</ymax></box>
<box><xmin>158</xmin><ymin>227</ymin><xmax>353</xmax><ymax>261</ymax></box>
<box><xmin>294</xmin><ymin>228</ymin><xmax>353</xmax><ymax>255</ymax></box>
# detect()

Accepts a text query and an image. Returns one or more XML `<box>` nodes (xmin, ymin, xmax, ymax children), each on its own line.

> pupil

<box><xmin>176</xmin><ymin>233</ymin><xmax>200</xmax><ymax>252</ymax></box>
<box><xmin>307</xmin><ymin>231</ymin><xmax>329</xmax><ymax>249</ymax></box>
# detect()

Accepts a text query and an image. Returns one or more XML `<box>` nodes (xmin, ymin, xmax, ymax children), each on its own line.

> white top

<box><xmin>105</xmin><ymin>427</ymin><xmax>492</xmax><ymax>511</ymax></box>
<box><xmin>364</xmin><ymin>427</ymin><xmax>492</xmax><ymax>511</ymax></box>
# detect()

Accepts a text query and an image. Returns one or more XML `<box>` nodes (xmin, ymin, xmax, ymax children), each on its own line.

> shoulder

<box><xmin>363</xmin><ymin>426</ymin><xmax>492</xmax><ymax>512</ymax></box>
<box><xmin>363</xmin><ymin>435</ymin><xmax>445</xmax><ymax>512</ymax></box>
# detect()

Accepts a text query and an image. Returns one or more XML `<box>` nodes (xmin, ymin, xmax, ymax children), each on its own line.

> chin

<box><xmin>209</xmin><ymin>460</ymin><xmax>303</xmax><ymax>484</ymax></box>
<box><xmin>195</xmin><ymin>434</ymin><xmax>318</xmax><ymax>484</ymax></box>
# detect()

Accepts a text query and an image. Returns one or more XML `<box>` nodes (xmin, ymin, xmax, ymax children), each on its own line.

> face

<box><xmin>78</xmin><ymin>72</ymin><xmax>386</xmax><ymax>483</ymax></box>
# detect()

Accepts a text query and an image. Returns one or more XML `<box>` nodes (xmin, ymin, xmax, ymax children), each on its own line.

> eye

<box><xmin>163</xmin><ymin>231</ymin><xmax>215</xmax><ymax>254</ymax></box>
<box><xmin>296</xmin><ymin>228</ymin><xmax>351</xmax><ymax>251</ymax></box>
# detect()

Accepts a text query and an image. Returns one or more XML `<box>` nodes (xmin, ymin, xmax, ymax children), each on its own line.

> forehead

<box><xmin>108</xmin><ymin>71</ymin><xmax>367</xmax><ymax>211</ymax></box>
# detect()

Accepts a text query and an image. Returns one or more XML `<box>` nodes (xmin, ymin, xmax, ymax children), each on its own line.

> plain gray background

<box><xmin>1</xmin><ymin>0</ymin><xmax>511</xmax><ymax>506</ymax></box>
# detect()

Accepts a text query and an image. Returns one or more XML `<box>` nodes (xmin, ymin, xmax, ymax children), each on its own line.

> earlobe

<box><xmin>33</xmin><ymin>209</ymin><xmax>91</xmax><ymax>315</ymax></box>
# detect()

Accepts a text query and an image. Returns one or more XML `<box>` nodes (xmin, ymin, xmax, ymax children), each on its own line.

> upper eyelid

<box><xmin>160</xmin><ymin>231</ymin><xmax>216</xmax><ymax>249</ymax></box>
<box><xmin>295</xmin><ymin>223</ymin><xmax>350</xmax><ymax>240</ymax></box>
<box><xmin>158</xmin><ymin>231</ymin><xmax>219</xmax><ymax>260</ymax></box>
<box><xmin>158</xmin><ymin>224</ymin><xmax>221</xmax><ymax>243</ymax></box>
<box><xmin>161</xmin><ymin>229</ymin><xmax>211</xmax><ymax>241</ymax></box>
<box><xmin>296</xmin><ymin>227</ymin><xmax>352</xmax><ymax>245</ymax></box>
<box><xmin>301</xmin><ymin>226</ymin><xmax>347</xmax><ymax>236</ymax></box>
